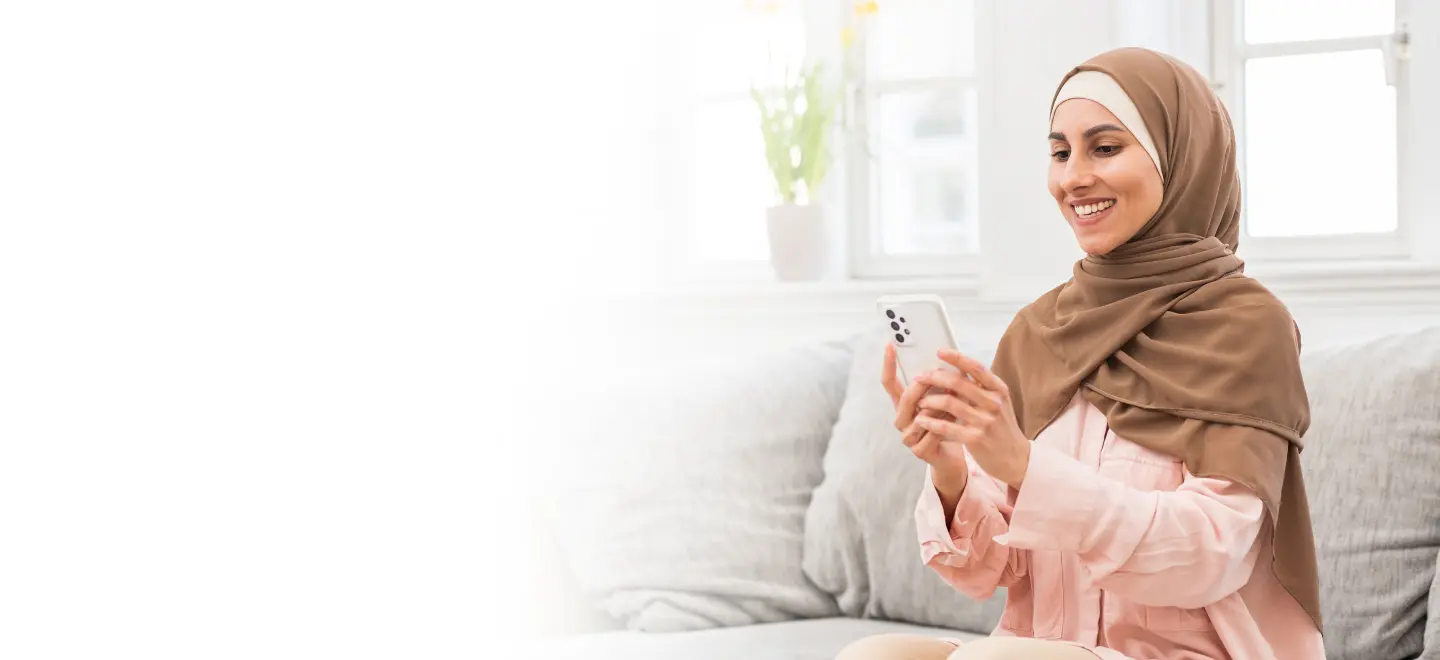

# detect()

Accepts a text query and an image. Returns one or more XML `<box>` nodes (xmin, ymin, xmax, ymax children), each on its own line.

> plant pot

<box><xmin>765</xmin><ymin>203</ymin><xmax>828</xmax><ymax>281</ymax></box>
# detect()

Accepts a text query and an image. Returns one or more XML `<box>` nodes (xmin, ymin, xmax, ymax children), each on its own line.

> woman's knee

<box><xmin>945</xmin><ymin>637</ymin><xmax>1009</xmax><ymax>660</ymax></box>
<box><xmin>945</xmin><ymin>637</ymin><xmax>1098</xmax><ymax>660</ymax></box>
<box><xmin>834</xmin><ymin>633</ymin><xmax>957</xmax><ymax>660</ymax></box>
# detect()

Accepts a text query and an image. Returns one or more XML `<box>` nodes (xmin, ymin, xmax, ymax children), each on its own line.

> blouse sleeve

<box><xmin>994</xmin><ymin>444</ymin><xmax>1264</xmax><ymax>609</ymax></box>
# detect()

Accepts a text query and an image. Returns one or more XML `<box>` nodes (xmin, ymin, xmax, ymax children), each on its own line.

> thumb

<box><xmin>901</xmin><ymin>422</ymin><xmax>926</xmax><ymax>448</ymax></box>
<box><xmin>910</xmin><ymin>430</ymin><xmax>941</xmax><ymax>461</ymax></box>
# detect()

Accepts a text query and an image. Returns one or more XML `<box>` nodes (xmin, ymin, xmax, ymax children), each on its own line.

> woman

<box><xmin>837</xmin><ymin>48</ymin><xmax>1323</xmax><ymax>660</ymax></box>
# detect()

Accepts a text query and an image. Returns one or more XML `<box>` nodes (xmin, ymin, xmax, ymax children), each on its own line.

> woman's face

<box><xmin>1047</xmin><ymin>99</ymin><xmax>1163</xmax><ymax>255</ymax></box>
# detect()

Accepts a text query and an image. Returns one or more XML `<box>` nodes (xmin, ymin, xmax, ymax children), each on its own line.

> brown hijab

<box><xmin>990</xmin><ymin>47</ymin><xmax>1322</xmax><ymax>631</ymax></box>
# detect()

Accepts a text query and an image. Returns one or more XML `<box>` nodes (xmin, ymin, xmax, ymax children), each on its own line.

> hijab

<box><xmin>990</xmin><ymin>47</ymin><xmax>1322</xmax><ymax>631</ymax></box>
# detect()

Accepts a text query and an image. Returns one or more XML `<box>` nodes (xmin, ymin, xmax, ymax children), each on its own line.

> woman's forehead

<box><xmin>1050</xmin><ymin>98</ymin><xmax>1126</xmax><ymax>135</ymax></box>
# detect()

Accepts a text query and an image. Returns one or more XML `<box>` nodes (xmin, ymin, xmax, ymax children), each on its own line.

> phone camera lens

<box><xmin>890</xmin><ymin>321</ymin><xmax>900</xmax><ymax>331</ymax></box>
<box><xmin>904</xmin><ymin>329</ymin><xmax>910</xmax><ymax>335</ymax></box>
<box><xmin>886</xmin><ymin>310</ymin><xmax>896</xmax><ymax>319</ymax></box>
<box><xmin>895</xmin><ymin>333</ymin><xmax>905</xmax><ymax>343</ymax></box>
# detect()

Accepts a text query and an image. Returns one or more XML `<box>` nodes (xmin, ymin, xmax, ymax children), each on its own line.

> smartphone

<box><xmin>876</xmin><ymin>294</ymin><xmax>961</xmax><ymax>388</ymax></box>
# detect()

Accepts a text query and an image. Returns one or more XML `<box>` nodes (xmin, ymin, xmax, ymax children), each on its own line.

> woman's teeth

<box><xmin>1073</xmin><ymin>200</ymin><xmax>1115</xmax><ymax>217</ymax></box>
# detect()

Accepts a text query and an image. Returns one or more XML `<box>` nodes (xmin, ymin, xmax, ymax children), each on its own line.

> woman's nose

<box><xmin>1062</xmin><ymin>156</ymin><xmax>1096</xmax><ymax>192</ymax></box>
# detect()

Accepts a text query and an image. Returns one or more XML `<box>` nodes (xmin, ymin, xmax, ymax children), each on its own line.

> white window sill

<box><xmin>632</xmin><ymin>274</ymin><xmax>977</xmax><ymax>299</ymax></box>
<box><xmin>626</xmin><ymin>259</ymin><xmax>1440</xmax><ymax>311</ymax></box>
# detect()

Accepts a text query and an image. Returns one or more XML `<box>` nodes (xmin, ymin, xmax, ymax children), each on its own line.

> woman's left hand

<box><xmin>911</xmin><ymin>348</ymin><xmax>1031</xmax><ymax>489</ymax></box>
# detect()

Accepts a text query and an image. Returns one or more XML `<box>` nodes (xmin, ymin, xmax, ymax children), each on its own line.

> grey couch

<box><xmin>539</xmin><ymin>326</ymin><xmax>1440</xmax><ymax>660</ymax></box>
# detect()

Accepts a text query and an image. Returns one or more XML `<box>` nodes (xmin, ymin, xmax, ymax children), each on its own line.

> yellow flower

<box><xmin>854</xmin><ymin>1</ymin><xmax>879</xmax><ymax>16</ymax></box>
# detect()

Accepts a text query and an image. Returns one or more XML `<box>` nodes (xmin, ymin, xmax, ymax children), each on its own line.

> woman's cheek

<box><xmin>1046</xmin><ymin>168</ymin><xmax>1065</xmax><ymax>201</ymax></box>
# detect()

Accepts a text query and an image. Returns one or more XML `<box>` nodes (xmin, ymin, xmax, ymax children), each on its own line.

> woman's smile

<box><xmin>1068</xmin><ymin>197</ymin><xmax>1117</xmax><ymax>226</ymax></box>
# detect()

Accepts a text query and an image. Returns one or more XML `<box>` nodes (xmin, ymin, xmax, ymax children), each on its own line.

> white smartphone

<box><xmin>876</xmin><ymin>294</ymin><xmax>961</xmax><ymax>388</ymax></box>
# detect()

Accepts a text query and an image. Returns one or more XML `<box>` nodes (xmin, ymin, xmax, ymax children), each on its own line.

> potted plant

<box><xmin>747</xmin><ymin>1</ymin><xmax>876</xmax><ymax>281</ymax></box>
<box><xmin>749</xmin><ymin>62</ymin><xmax>838</xmax><ymax>281</ymax></box>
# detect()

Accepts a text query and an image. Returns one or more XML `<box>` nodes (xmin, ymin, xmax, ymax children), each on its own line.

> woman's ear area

<box><xmin>1146</xmin><ymin>149</ymin><xmax>1165</xmax><ymax>187</ymax></box>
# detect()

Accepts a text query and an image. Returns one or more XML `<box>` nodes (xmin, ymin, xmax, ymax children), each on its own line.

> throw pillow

<box><xmin>1299</xmin><ymin>326</ymin><xmax>1440</xmax><ymax>660</ymax></box>
<box><xmin>803</xmin><ymin>329</ymin><xmax>1006</xmax><ymax>633</ymax></box>
<box><xmin>548</xmin><ymin>340</ymin><xmax>852</xmax><ymax>632</ymax></box>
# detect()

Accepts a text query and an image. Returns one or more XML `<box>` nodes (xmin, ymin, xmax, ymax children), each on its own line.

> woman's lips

<box><xmin>1073</xmin><ymin>201</ymin><xmax>1115</xmax><ymax>227</ymax></box>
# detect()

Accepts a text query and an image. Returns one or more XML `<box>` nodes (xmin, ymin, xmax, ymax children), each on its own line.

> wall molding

<box><xmin>632</xmin><ymin>260</ymin><xmax>1440</xmax><ymax>313</ymax></box>
<box><xmin>607</xmin><ymin>261</ymin><xmax>1440</xmax><ymax>362</ymax></box>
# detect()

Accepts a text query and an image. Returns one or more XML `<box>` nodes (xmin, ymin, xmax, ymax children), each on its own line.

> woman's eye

<box><xmin>1095</xmin><ymin>145</ymin><xmax>1120</xmax><ymax>156</ymax></box>
<box><xmin>1051</xmin><ymin>149</ymin><xmax>1070</xmax><ymax>162</ymax></box>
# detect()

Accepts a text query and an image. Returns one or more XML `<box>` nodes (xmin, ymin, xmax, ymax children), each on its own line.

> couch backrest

<box><xmin>807</xmin><ymin>325</ymin><xmax>1440</xmax><ymax>658</ymax></box>
<box><xmin>1298</xmin><ymin>326</ymin><xmax>1440</xmax><ymax>660</ymax></box>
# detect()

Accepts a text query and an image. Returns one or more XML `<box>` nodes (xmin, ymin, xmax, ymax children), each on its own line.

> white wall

<box><xmin>1403</xmin><ymin>0</ymin><xmax>1440</xmax><ymax>260</ymax></box>
<box><xmin>972</xmin><ymin>0</ymin><xmax>1091</xmax><ymax>302</ymax></box>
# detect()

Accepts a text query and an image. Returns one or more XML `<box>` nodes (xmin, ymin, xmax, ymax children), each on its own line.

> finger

<box><xmin>915</xmin><ymin>416</ymin><xmax>983</xmax><ymax>444</ymax></box>
<box><xmin>919</xmin><ymin>393</ymin><xmax>991</xmax><ymax>426</ymax></box>
<box><xmin>900</xmin><ymin>422</ymin><xmax>927</xmax><ymax>448</ymax></box>
<box><xmin>939</xmin><ymin>348</ymin><xmax>1009</xmax><ymax>397</ymax></box>
<box><xmin>892</xmin><ymin>379</ymin><xmax>932</xmax><ymax>430</ymax></box>
<box><xmin>918</xmin><ymin>368</ymin><xmax>996</xmax><ymax>413</ymax></box>
<box><xmin>917</xmin><ymin>392</ymin><xmax>962</xmax><ymax>417</ymax></box>
<box><xmin>909</xmin><ymin>430</ymin><xmax>941</xmax><ymax>459</ymax></box>
<box><xmin>920</xmin><ymin>408</ymin><xmax>956</xmax><ymax>423</ymax></box>
<box><xmin>921</xmin><ymin>391</ymin><xmax>990</xmax><ymax>426</ymax></box>
<box><xmin>881</xmin><ymin>343</ymin><xmax>903</xmax><ymax>405</ymax></box>
<box><xmin>907</xmin><ymin>408</ymin><xmax>954</xmax><ymax>433</ymax></box>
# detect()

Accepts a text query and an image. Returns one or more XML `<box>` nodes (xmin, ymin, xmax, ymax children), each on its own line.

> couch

<box><xmin>536</xmin><ymin>326</ymin><xmax>1440</xmax><ymax>660</ymax></box>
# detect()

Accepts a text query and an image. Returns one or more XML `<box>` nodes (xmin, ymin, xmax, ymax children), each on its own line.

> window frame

<box><xmin>657</xmin><ymin>0</ymin><xmax>983</xmax><ymax>283</ymax></box>
<box><xmin>655</xmin><ymin>1</ymin><xmax>815</xmax><ymax>283</ymax></box>
<box><xmin>1208</xmin><ymin>0</ymin><xmax>1414</xmax><ymax>263</ymax></box>
<box><xmin>843</xmin><ymin>1</ymin><xmax>981</xmax><ymax>279</ymax></box>
<box><xmin>661</xmin><ymin>87</ymin><xmax>779</xmax><ymax>283</ymax></box>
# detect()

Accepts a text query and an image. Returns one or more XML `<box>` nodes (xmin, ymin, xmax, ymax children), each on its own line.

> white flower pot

<box><xmin>765</xmin><ymin>203</ymin><xmax>828</xmax><ymax>281</ymax></box>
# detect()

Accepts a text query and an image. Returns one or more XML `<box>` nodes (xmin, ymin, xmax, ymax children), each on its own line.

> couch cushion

<box><xmin>532</xmin><ymin>617</ymin><xmax>983</xmax><ymax>660</ymax></box>
<box><xmin>803</xmin><ymin>329</ymin><xmax>1006</xmax><ymax>633</ymax></box>
<box><xmin>1428</xmin><ymin>548</ymin><xmax>1440</xmax><ymax>656</ymax></box>
<box><xmin>1299</xmin><ymin>326</ymin><xmax>1440</xmax><ymax>660</ymax></box>
<box><xmin>548</xmin><ymin>341</ymin><xmax>852</xmax><ymax>632</ymax></box>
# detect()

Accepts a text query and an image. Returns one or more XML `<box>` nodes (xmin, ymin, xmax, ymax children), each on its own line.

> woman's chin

<box><xmin>1074</xmin><ymin>230</ymin><xmax>1122</xmax><ymax>256</ymax></box>
<box><xmin>1066</xmin><ymin>211</ymin><xmax>1132</xmax><ymax>255</ymax></box>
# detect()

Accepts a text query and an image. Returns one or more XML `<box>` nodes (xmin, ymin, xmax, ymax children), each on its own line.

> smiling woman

<box><xmin>1046</xmin><ymin>74</ymin><xmax>1164</xmax><ymax>256</ymax></box>
<box><xmin>838</xmin><ymin>47</ymin><xmax>1326</xmax><ymax>660</ymax></box>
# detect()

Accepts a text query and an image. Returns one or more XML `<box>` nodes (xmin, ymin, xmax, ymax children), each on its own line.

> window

<box><xmin>652</xmin><ymin>1</ymin><xmax>1429</xmax><ymax>289</ymax></box>
<box><xmin>847</xmin><ymin>0</ymin><xmax>979</xmax><ymax>277</ymax></box>
<box><xmin>1211</xmin><ymin>0</ymin><xmax>1412</xmax><ymax>259</ymax></box>
<box><xmin>657</xmin><ymin>0</ymin><xmax>979</xmax><ymax>280</ymax></box>
<box><xmin>657</xmin><ymin>1</ymin><xmax>808</xmax><ymax>276</ymax></box>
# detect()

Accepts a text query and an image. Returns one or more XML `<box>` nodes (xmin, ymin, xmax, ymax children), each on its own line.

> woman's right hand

<box><xmin>882</xmin><ymin>343</ymin><xmax>969</xmax><ymax>494</ymax></box>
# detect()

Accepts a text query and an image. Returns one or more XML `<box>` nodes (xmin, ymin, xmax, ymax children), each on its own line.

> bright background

<box><xmin>2</xmin><ymin>1</ymin><xmax>1439</xmax><ymax>658</ymax></box>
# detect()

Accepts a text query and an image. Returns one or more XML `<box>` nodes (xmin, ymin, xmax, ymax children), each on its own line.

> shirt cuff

<box><xmin>916</xmin><ymin>465</ymin><xmax>1009</xmax><ymax>566</ymax></box>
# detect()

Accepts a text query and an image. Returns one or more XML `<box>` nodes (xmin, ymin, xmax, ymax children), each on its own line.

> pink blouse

<box><xmin>914</xmin><ymin>394</ymin><xmax>1323</xmax><ymax>660</ymax></box>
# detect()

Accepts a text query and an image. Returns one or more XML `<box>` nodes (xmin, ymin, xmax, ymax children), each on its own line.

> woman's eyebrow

<box><xmin>1084</xmin><ymin>123</ymin><xmax>1127</xmax><ymax>138</ymax></box>
<box><xmin>1049</xmin><ymin>123</ymin><xmax>1128</xmax><ymax>142</ymax></box>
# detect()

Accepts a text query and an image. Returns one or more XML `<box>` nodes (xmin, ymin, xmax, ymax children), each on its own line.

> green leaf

<box><xmin>748</xmin><ymin>61</ymin><xmax>836</xmax><ymax>205</ymax></box>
